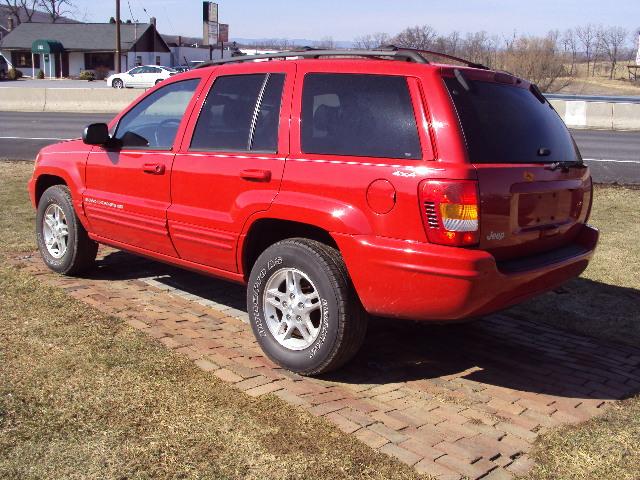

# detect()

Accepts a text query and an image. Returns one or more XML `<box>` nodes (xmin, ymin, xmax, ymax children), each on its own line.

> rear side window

<box><xmin>191</xmin><ymin>73</ymin><xmax>285</xmax><ymax>152</ymax></box>
<box><xmin>444</xmin><ymin>77</ymin><xmax>579</xmax><ymax>164</ymax></box>
<box><xmin>301</xmin><ymin>73</ymin><xmax>421</xmax><ymax>159</ymax></box>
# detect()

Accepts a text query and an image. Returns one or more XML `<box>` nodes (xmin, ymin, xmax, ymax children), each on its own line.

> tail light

<box><xmin>420</xmin><ymin>179</ymin><xmax>480</xmax><ymax>247</ymax></box>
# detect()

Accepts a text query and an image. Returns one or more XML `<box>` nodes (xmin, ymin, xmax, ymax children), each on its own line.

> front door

<box><xmin>168</xmin><ymin>62</ymin><xmax>295</xmax><ymax>272</ymax></box>
<box><xmin>83</xmin><ymin>77</ymin><xmax>203</xmax><ymax>256</ymax></box>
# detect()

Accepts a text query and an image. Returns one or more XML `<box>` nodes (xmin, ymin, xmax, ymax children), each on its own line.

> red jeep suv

<box><xmin>28</xmin><ymin>47</ymin><xmax>598</xmax><ymax>375</ymax></box>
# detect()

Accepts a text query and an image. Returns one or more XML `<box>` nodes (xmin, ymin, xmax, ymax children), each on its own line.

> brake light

<box><xmin>420</xmin><ymin>179</ymin><xmax>480</xmax><ymax>247</ymax></box>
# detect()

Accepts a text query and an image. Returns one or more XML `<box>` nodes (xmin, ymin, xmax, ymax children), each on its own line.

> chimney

<box><xmin>8</xmin><ymin>17</ymin><xmax>14</xmax><ymax>32</ymax></box>
<box><xmin>150</xmin><ymin>17</ymin><xmax>157</xmax><ymax>28</ymax></box>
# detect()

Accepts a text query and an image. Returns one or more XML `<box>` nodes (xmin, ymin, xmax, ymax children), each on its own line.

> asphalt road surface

<box><xmin>1</xmin><ymin>111</ymin><xmax>638</xmax><ymax>184</ymax></box>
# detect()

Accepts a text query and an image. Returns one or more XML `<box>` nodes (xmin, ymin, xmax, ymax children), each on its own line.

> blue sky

<box><xmin>72</xmin><ymin>0</ymin><xmax>640</xmax><ymax>41</ymax></box>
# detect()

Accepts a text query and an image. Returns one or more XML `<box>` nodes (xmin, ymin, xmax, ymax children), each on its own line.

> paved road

<box><xmin>545</xmin><ymin>93</ymin><xmax>640</xmax><ymax>104</ymax></box>
<box><xmin>1</xmin><ymin>111</ymin><xmax>638</xmax><ymax>183</ymax></box>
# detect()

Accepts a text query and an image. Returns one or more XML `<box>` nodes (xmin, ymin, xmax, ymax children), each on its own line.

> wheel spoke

<box><xmin>286</xmin><ymin>270</ymin><xmax>299</xmax><ymax>295</ymax></box>
<box><xmin>44</xmin><ymin>215</ymin><xmax>55</xmax><ymax>229</ymax></box>
<box><xmin>296</xmin><ymin>322</ymin><xmax>312</xmax><ymax>342</ymax></box>
<box><xmin>265</xmin><ymin>288</ymin><xmax>284</xmax><ymax>310</ymax></box>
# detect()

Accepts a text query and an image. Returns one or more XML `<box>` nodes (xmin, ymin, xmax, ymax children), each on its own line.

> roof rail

<box><xmin>194</xmin><ymin>45</ymin><xmax>488</xmax><ymax>70</ymax></box>
<box><xmin>195</xmin><ymin>48</ymin><xmax>429</xmax><ymax>68</ymax></box>
<box><xmin>381</xmin><ymin>45</ymin><xmax>489</xmax><ymax>70</ymax></box>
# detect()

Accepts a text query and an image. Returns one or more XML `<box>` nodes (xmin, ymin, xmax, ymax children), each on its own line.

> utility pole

<box><xmin>115</xmin><ymin>0</ymin><xmax>121</xmax><ymax>73</ymax></box>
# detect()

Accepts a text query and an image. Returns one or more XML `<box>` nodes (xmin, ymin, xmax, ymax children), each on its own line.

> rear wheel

<box><xmin>112</xmin><ymin>78</ymin><xmax>124</xmax><ymax>89</ymax></box>
<box><xmin>36</xmin><ymin>185</ymin><xmax>98</xmax><ymax>275</ymax></box>
<box><xmin>247</xmin><ymin>238</ymin><xmax>367</xmax><ymax>375</ymax></box>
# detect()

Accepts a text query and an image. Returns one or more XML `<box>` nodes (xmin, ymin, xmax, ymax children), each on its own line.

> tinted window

<box><xmin>114</xmin><ymin>79</ymin><xmax>199</xmax><ymax>149</ymax></box>
<box><xmin>191</xmin><ymin>73</ymin><xmax>285</xmax><ymax>152</ymax></box>
<box><xmin>129</xmin><ymin>67</ymin><xmax>143</xmax><ymax>74</ymax></box>
<box><xmin>301</xmin><ymin>74</ymin><xmax>421</xmax><ymax>159</ymax></box>
<box><xmin>252</xmin><ymin>74</ymin><xmax>285</xmax><ymax>152</ymax></box>
<box><xmin>444</xmin><ymin>77</ymin><xmax>579</xmax><ymax>164</ymax></box>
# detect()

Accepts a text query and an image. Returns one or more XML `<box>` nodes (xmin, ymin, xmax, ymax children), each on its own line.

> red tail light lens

<box><xmin>420</xmin><ymin>179</ymin><xmax>480</xmax><ymax>247</ymax></box>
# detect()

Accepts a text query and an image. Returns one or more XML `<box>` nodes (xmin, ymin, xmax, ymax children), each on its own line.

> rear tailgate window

<box><xmin>443</xmin><ymin>77</ymin><xmax>579</xmax><ymax>164</ymax></box>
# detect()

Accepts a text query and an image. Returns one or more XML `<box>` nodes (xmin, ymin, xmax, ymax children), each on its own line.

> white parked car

<box><xmin>107</xmin><ymin>65</ymin><xmax>177</xmax><ymax>89</ymax></box>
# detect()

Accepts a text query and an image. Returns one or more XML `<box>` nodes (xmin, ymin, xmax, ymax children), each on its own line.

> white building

<box><xmin>0</xmin><ymin>19</ymin><xmax>227</xmax><ymax>78</ymax></box>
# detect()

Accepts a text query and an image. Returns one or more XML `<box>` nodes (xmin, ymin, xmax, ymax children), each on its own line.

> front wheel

<box><xmin>36</xmin><ymin>185</ymin><xmax>98</xmax><ymax>275</ymax></box>
<box><xmin>247</xmin><ymin>238</ymin><xmax>367</xmax><ymax>375</ymax></box>
<box><xmin>112</xmin><ymin>78</ymin><xmax>124</xmax><ymax>89</ymax></box>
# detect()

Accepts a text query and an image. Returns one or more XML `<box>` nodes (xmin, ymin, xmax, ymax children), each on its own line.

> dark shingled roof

<box><xmin>0</xmin><ymin>22</ymin><xmax>156</xmax><ymax>51</ymax></box>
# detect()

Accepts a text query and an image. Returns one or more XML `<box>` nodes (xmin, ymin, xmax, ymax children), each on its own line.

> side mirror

<box><xmin>82</xmin><ymin>123</ymin><xmax>110</xmax><ymax>145</ymax></box>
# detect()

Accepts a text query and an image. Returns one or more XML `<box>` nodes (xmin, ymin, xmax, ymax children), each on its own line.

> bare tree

<box><xmin>353</xmin><ymin>32</ymin><xmax>390</xmax><ymax>49</ymax></box>
<box><xmin>599</xmin><ymin>26</ymin><xmax>627</xmax><ymax>79</ymax></box>
<box><xmin>461</xmin><ymin>31</ymin><xmax>496</xmax><ymax>67</ymax></box>
<box><xmin>2</xmin><ymin>0</ymin><xmax>21</xmax><ymax>25</ymax></box>
<box><xmin>432</xmin><ymin>31</ymin><xmax>461</xmax><ymax>56</ymax></box>
<box><xmin>314</xmin><ymin>36</ymin><xmax>336</xmax><ymax>49</ymax></box>
<box><xmin>498</xmin><ymin>33</ymin><xmax>567</xmax><ymax>91</ymax></box>
<box><xmin>37</xmin><ymin>0</ymin><xmax>75</xmax><ymax>22</ymax></box>
<box><xmin>392</xmin><ymin>25</ymin><xmax>437</xmax><ymax>50</ymax></box>
<box><xmin>561</xmin><ymin>28</ymin><xmax>579</xmax><ymax>76</ymax></box>
<box><xmin>576</xmin><ymin>24</ymin><xmax>597</xmax><ymax>76</ymax></box>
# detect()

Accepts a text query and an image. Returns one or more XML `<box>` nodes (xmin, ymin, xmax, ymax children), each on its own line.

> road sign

<box><xmin>219</xmin><ymin>24</ymin><xmax>229</xmax><ymax>44</ymax></box>
<box><xmin>203</xmin><ymin>2</ymin><xmax>218</xmax><ymax>46</ymax></box>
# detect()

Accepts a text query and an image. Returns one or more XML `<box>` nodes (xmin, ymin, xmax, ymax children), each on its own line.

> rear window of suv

<box><xmin>301</xmin><ymin>73</ymin><xmax>421</xmax><ymax>160</ymax></box>
<box><xmin>444</xmin><ymin>77</ymin><xmax>579</xmax><ymax>164</ymax></box>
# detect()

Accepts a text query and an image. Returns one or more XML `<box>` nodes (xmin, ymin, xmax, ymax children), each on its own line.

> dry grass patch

<box><xmin>0</xmin><ymin>160</ymin><xmax>424</xmax><ymax>478</ymax></box>
<box><xmin>527</xmin><ymin>398</ymin><xmax>640</xmax><ymax>480</ymax></box>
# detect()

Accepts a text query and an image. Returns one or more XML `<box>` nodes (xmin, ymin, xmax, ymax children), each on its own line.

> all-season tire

<box><xmin>112</xmin><ymin>78</ymin><xmax>124</xmax><ymax>89</ymax></box>
<box><xmin>247</xmin><ymin>238</ymin><xmax>367</xmax><ymax>375</ymax></box>
<box><xmin>36</xmin><ymin>185</ymin><xmax>98</xmax><ymax>275</ymax></box>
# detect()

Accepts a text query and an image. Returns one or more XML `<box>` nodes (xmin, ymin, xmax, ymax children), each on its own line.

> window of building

<box><xmin>11</xmin><ymin>51</ymin><xmax>40</xmax><ymax>68</ymax></box>
<box><xmin>301</xmin><ymin>73</ymin><xmax>421</xmax><ymax>159</ymax></box>
<box><xmin>84</xmin><ymin>52</ymin><xmax>115</xmax><ymax>70</ymax></box>
<box><xmin>190</xmin><ymin>73</ymin><xmax>286</xmax><ymax>152</ymax></box>
<box><xmin>155</xmin><ymin>56</ymin><xmax>161</xmax><ymax>65</ymax></box>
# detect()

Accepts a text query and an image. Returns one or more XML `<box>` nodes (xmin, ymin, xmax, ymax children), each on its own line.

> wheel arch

<box><xmin>35</xmin><ymin>174</ymin><xmax>68</xmax><ymax>206</ymax></box>
<box><xmin>240</xmin><ymin>218</ymin><xmax>339</xmax><ymax>280</ymax></box>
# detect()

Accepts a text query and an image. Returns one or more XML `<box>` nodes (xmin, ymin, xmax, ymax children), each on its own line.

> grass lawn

<box><xmin>1</xmin><ymin>160</ymin><xmax>639</xmax><ymax>479</ymax></box>
<box><xmin>0</xmin><ymin>161</ymin><xmax>420</xmax><ymax>479</ymax></box>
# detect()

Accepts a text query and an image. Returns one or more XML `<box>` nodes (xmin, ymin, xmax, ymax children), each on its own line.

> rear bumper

<box><xmin>333</xmin><ymin>224</ymin><xmax>598</xmax><ymax>321</ymax></box>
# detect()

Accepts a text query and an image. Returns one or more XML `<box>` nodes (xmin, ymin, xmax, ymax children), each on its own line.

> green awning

<box><xmin>32</xmin><ymin>39</ymin><xmax>64</xmax><ymax>54</ymax></box>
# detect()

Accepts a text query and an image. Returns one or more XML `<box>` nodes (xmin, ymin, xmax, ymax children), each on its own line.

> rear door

<box><xmin>168</xmin><ymin>62</ymin><xmax>295</xmax><ymax>272</ymax></box>
<box><xmin>442</xmin><ymin>71</ymin><xmax>592</xmax><ymax>261</ymax></box>
<box><xmin>83</xmin><ymin>76</ymin><xmax>204</xmax><ymax>256</ymax></box>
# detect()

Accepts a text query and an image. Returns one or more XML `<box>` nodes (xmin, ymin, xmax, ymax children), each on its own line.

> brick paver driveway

<box><xmin>15</xmin><ymin>249</ymin><xmax>640</xmax><ymax>479</ymax></box>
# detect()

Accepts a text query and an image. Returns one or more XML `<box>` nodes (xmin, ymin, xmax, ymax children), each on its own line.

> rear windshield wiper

<box><xmin>545</xmin><ymin>161</ymin><xmax>587</xmax><ymax>172</ymax></box>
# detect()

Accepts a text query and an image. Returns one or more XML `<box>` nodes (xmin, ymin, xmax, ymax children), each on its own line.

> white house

<box><xmin>0</xmin><ymin>20</ymin><xmax>172</xmax><ymax>78</ymax></box>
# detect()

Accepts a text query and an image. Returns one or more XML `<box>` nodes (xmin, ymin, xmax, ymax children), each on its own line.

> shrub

<box><xmin>37</xmin><ymin>69</ymin><xmax>45</xmax><ymax>79</ymax></box>
<box><xmin>94</xmin><ymin>66</ymin><xmax>110</xmax><ymax>80</ymax></box>
<box><xmin>79</xmin><ymin>70</ymin><xmax>96</xmax><ymax>81</ymax></box>
<box><xmin>7</xmin><ymin>68</ymin><xmax>23</xmax><ymax>80</ymax></box>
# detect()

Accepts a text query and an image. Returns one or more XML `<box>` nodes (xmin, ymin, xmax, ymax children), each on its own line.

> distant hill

<box><xmin>232</xmin><ymin>37</ymin><xmax>354</xmax><ymax>49</ymax></box>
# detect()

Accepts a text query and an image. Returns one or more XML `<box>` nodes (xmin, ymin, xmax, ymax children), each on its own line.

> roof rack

<box><xmin>195</xmin><ymin>47</ymin><xmax>428</xmax><ymax>68</ymax></box>
<box><xmin>195</xmin><ymin>45</ymin><xmax>488</xmax><ymax>70</ymax></box>
<box><xmin>381</xmin><ymin>45</ymin><xmax>489</xmax><ymax>70</ymax></box>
